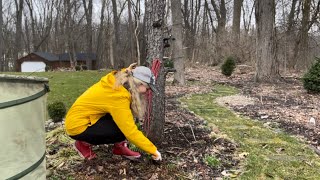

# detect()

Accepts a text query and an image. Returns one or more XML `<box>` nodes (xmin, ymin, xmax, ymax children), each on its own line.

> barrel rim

<box><xmin>0</xmin><ymin>74</ymin><xmax>48</xmax><ymax>83</ymax></box>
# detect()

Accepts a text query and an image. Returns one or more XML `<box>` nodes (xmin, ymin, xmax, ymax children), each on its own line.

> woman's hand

<box><xmin>152</xmin><ymin>150</ymin><xmax>162</xmax><ymax>161</ymax></box>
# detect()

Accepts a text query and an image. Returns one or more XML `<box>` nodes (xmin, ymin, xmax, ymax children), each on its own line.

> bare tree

<box><xmin>65</xmin><ymin>0</ymin><xmax>82</xmax><ymax>68</ymax></box>
<box><xmin>182</xmin><ymin>0</ymin><xmax>200</xmax><ymax>61</ymax></box>
<box><xmin>111</xmin><ymin>0</ymin><xmax>124</xmax><ymax>69</ymax></box>
<box><xmin>96</xmin><ymin>0</ymin><xmax>107</xmax><ymax>69</ymax></box>
<box><xmin>255</xmin><ymin>0</ymin><xmax>279</xmax><ymax>82</ymax></box>
<box><xmin>210</xmin><ymin>0</ymin><xmax>226</xmax><ymax>62</ymax></box>
<box><xmin>132</xmin><ymin>0</ymin><xmax>142</xmax><ymax>65</ymax></box>
<box><xmin>0</xmin><ymin>0</ymin><xmax>3</xmax><ymax>71</ymax></box>
<box><xmin>293</xmin><ymin>0</ymin><xmax>320</xmax><ymax>69</ymax></box>
<box><xmin>128</xmin><ymin>0</ymin><xmax>135</xmax><ymax>63</ymax></box>
<box><xmin>144</xmin><ymin>0</ymin><xmax>166</xmax><ymax>145</ymax></box>
<box><xmin>242</xmin><ymin>0</ymin><xmax>255</xmax><ymax>35</ymax></box>
<box><xmin>232</xmin><ymin>0</ymin><xmax>244</xmax><ymax>42</ymax></box>
<box><xmin>14</xmin><ymin>0</ymin><xmax>23</xmax><ymax>71</ymax></box>
<box><xmin>82</xmin><ymin>0</ymin><xmax>93</xmax><ymax>69</ymax></box>
<box><xmin>171</xmin><ymin>0</ymin><xmax>185</xmax><ymax>85</ymax></box>
<box><xmin>25</xmin><ymin>0</ymin><xmax>35</xmax><ymax>51</ymax></box>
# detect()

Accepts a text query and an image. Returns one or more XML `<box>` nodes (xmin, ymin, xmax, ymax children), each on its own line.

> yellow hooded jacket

<box><xmin>65</xmin><ymin>71</ymin><xmax>157</xmax><ymax>155</ymax></box>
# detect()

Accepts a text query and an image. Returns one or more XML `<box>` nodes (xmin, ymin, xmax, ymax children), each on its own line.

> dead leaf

<box><xmin>149</xmin><ymin>173</ymin><xmax>159</xmax><ymax>180</ymax></box>
<box><xmin>239</xmin><ymin>152</ymin><xmax>249</xmax><ymax>159</ymax></box>
<box><xmin>276</xmin><ymin>148</ymin><xmax>285</xmax><ymax>153</ymax></box>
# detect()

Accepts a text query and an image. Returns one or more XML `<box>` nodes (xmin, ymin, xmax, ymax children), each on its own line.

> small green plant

<box><xmin>45</xmin><ymin>65</ymin><xmax>51</xmax><ymax>72</ymax></box>
<box><xmin>128</xmin><ymin>143</ymin><xmax>143</xmax><ymax>153</ymax></box>
<box><xmin>204</xmin><ymin>155</ymin><xmax>220</xmax><ymax>168</ymax></box>
<box><xmin>81</xmin><ymin>65</ymin><xmax>88</xmax><ymax>70</ymax></box>
<box><xmin>221</xmin><ymin>56</ymin><xmax>236</xmax><ymax>77</ymax></box>
<box><xmin>75</xmin><ymin>65</ymin><xmax>81</xmax><ymax>71</ymax></box>
<box><xmin>302</xmin><ymin>57</ymin><xmax>320</xmax><ymax>93</ymax></box>
<box><xmin>164</xmin><ymin>59</ymin><xmax>174</xmax><ymax>68</ymax></box>
<box><xmin>48</xmin><ymin>101</ymin><xmax>66</xmax><ymax>123</ymax></box>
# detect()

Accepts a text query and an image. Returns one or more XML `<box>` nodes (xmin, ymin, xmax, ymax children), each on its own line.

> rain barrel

<box><xmin>0</xmin><ymin>74</ymin><xmax>49</xmax><ymax>180</ymax></box>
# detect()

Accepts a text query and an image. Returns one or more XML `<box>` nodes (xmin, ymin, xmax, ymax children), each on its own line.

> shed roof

<box><xmin>27</xmin><ymin>52</ymin><xmax>97</xmax><ymax>62</ymax></box>
<box><xmin>33</xmin><ymin>52</ymin><xmax>59</xmax><ymax>61</ymax></box>
<box><xmin>58</xmin><ymin>53</ymin><xmax>97</xmax><ymax>61</ymax></box>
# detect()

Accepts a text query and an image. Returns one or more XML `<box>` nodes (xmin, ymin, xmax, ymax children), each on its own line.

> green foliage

<box><xmin>204</xmin><ymin>155</ymin><xmax>220</xmax><ymax>168</ymax></box>
<box><xmin>45</xmin><ymin>66</ymin><xmax>51</xmax><ymax>72</ymax></box>
<box><xmin>221</xmin><ymin>56</ymin><xmax>236</xmax><ymax>77</ymax></box>
<box><xmin>75</xmin><ymin>65</ymin><xmax>81</xmax><ymax>71</ymax></box>
<box><xmin>48</xmin><ymin>101</ymin><xmax>66</xmax><ymax>123</ymax></box>
<box><xmin>302</xmin><ymin>57</ymin><xmax>320</xmax><ymax>93</ymax></box>
<box><xmin>164</xmin><ymin>59</ymin><xmax>174</xmax><ymax>68</ymax></box>
<box><xmin>81</xmin><ymin>65</ymin><xmax>88</xmax><ymax>70</ymax></box>
<box><xmin>128</xmin><ymin>143</ymin><xmax>143</xmax><ymax>153</ymax></box>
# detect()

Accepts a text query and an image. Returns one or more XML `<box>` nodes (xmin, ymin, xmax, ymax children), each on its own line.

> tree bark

<box><xmin>255</xmin><ymin>0</ymin><xmax>279</xmax><ymax>82</ymax></box>
<box><xmin>96</xmin><ymin>0</ymin><xmax>107</xmax><ymax>69</ymax></box>
<box><xmin>293</xmin><ymin>0</ymin><xmax>311</xmax><ymax>70</ymax></box>
<box><xmin>128</xmin><ymin>0</ymin><xmax>135</xmax><ymax>64</ymax></box>
<box><xmin>65</xmin><ymin>0</ymin><xmax>77</xmax><ymax>68</ymax></box>
<box><xmin>82</xmin><ymin>0</ymin><xmax>93</xmax><ymax>69</ymax></box>
<box><xmin>171</xmin><ymin>0</ymin><xmax>185</xmax><ymax>85</ymax></box>
<box><xmin>232</xmin><ymin>0</ymin><xmax>243</xmax><ymax>42</ymax></box>
<box><xmin>133</xmin><ymin>0</ymin><xmax>142</xmax><ymax>65</ymax></box>
<box><xmin>144</xmin><ymin>0</ymin><xmax>166</xmax><ymax>145</ymax></box>
<box><xmin>25</xmin><ymin>0</ymin><xmax>37</xmax><ymax>52</ymax></box>
<box><xmin>211</xmin><ymin>0</ymin><xmax>226</xmax><ymax>62</ymax></box>
<box><xmin>0</xmin><ymin>0</ymin><xmax>3</xmax><ymax>71</ymax></box>
<box><xmin>111</xmin><ymin>0</ymin><xmax>124</xmax><ymax>69</ymax></box>
<box><xmin>14</xmin><ymin>0</ymin><xmax>24</xmax><ymax>71</ymax></box>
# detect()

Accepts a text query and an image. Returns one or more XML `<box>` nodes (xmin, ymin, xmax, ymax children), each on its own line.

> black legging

<box><xmin>69</xmin><ymin>114</ymin><xmax>126</xmax><ymax>145</ymax></box>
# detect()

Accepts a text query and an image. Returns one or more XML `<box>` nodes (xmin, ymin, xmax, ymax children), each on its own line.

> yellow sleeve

<box><xmin>109</xmin><ymin>99</ymin><xmax>157</xmax><ymax>155</ymax></box>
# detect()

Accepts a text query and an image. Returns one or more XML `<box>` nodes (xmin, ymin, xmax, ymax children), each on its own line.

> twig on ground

<box><xmin>175</xmin><ymin>173</ymin><xmax>193</xmax><ymax>180</ymax></box>
<box><xmin>189</xmin><ymin>123</ymin><xmax>197</xmax><ymax>141</ymax></box>
<box><xmin>309</xmin><ymin>145</ymin><xmax>320</xmax><ymax>156</ymax></box>
<box><xmin>178</xmin><ymin>126</ymin><xmax>191</xmax><ymax>144</ymax></box>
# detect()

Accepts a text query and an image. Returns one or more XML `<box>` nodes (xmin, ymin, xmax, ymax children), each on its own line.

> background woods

<box><xmin>0</xmin><ymin>0</ymin><xmax>320</xmax><ymax>73</ymax></box>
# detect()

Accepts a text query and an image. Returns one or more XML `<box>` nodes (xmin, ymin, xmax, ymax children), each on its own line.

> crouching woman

<box><xmin>64</xmin><ymin>64</ymin><xmax>161</xmax><ymax>161</ymax></box>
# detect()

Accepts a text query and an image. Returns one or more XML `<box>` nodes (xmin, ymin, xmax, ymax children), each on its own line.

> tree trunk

<box><xmin>171</xmin><ymin>0</ymin><xmax>185</xmax><ymax>85</ymax></box>
<box><xmin>111</xmin><ymin>0</ymin><xmax>124</xmax><ymax>69</ymax></box>
<box><xmin>65</xmin><ymin>0</ymin><xmax>77</xmax><ymax>68</ymax></box>
<box><xmin>211</xmin><ymin>0</ymin><xmax>226</xmax><ymax>62</ymax></box>
<box><xmin>128</xmin><ymin>0</ymin><xmax>135</xmax><ymax>64</ymax></box>
<box><xmin>83</xmin><ymin>0</ymin><xmax>93</xmax><ymax>69</ymax></box>
<box><xmin>25</xmin><ymin>0</ymin><xmax>37</xmax><ymax>52</ymax></box>
<box><xmin>97</xmin><ymin>0</ymin><xmax>107</xmax><ymax>69</ymax></box>
<box><xmin>144</xmin><ymin>0</ymin><xmax>166</xmax><ymax>145</ymax></box>
<box><xmin>0</xmin><ymin>0</ymin><xmax>3</xmax><ymax>71</ymax></box>
<box><xmin>133</xmin><ymin>0</ymin><xmax>142</xmax><ymax>65</ymax></box>
<box><xmin>293</xmin><ymin>0</ymin><xmax>311</xmax><ymax>70</ymax></box>
<box><xmin>285</xmin><ymin>0</ymin><xmax>298</xmax><ymax>69</ymax></box>
<box><xmin>14</xmin><ymin>0</ymin><xmax>24</xmax><ymax>71</ymax></box>
<box><xmin>232</xmin><ymin>0</ymin><xmax>243</xmax><ymax>42</ymax></box>
<box><xmin>255</xmin><ymin>0</ymin><xmax>279</xmax><ymax>82</ymax></box>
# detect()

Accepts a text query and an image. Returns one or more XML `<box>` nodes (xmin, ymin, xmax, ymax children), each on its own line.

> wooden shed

<box><xmin>16</xmin><ymin>52</ymin><xmax>97</xmax><ymax>72</ymax></box>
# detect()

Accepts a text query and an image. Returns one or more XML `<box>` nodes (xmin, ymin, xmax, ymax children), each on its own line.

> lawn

<box><xmin>6</xmin><ymin>70</ymin><xmax>109</xmax><ymax>109</ymax></box>
<box><xmin>181</xmin><ymin>84</ymin><xmax>320</xmax><ymax>179</ymax></box>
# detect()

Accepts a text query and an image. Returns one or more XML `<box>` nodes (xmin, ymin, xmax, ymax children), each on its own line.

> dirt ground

<box><xmin>47</xmin><ymin>65</ymin><xmax>320</xmax><ymax>179</ymax></box>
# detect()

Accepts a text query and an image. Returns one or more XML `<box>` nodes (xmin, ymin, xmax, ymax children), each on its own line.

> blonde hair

<box><xmin>113</xmin><ymin>70</ymin><xmax>146</xmax><ymax>119</ymax></box>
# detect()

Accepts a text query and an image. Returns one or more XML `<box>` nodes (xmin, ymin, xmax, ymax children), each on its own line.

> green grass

<box><xmin>181</xmin><ymin>84</ymin><xmax>320</xmax><ymax>179</ymax></box>
<box><xmin>5</xmin><ymin>71</ymin><xmax>109</xmax><ymax>110</ymax></box>
<box><xmin>204</xmin><ymin>155</ymin><xmax>221</xmax><ymax>168</ymax></box>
